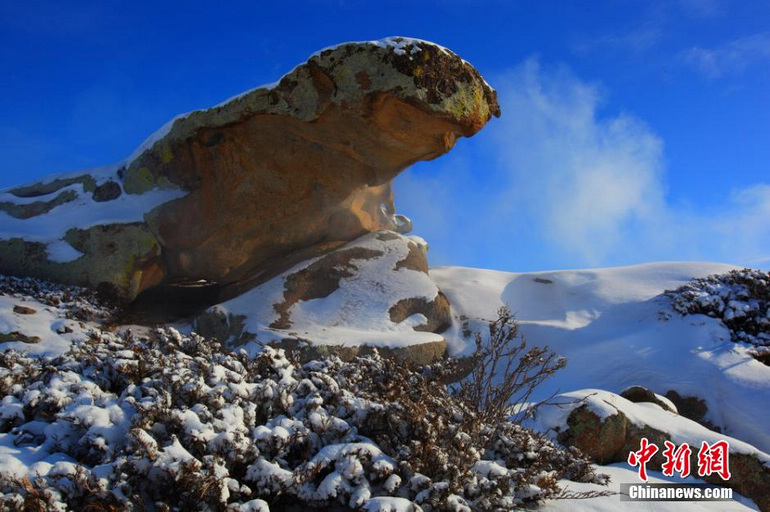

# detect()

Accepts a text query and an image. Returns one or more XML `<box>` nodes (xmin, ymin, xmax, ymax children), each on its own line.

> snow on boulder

<box><xmin>526</xmin><ymin>388</ymin><xmax>770</xmax><ymax>512</ymax></box>
<box><xmin>195</xmin><ymin>231</ymin><xmax>451</xmax><ymax>365</ymax></box>
<box><xmin>0</xmin><ymin>37</ymin><xmax>499</xmax><ymax>303</ymax></box>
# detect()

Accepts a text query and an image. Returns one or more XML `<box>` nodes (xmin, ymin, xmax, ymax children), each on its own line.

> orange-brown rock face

<box><xmin>0</xmin><ymin>37</ymin><xmax>499</xmax><ymax>303</ymax></box>
<box><xmin>132</xmin><ymin>38</ymin><xmax>499</xmax><ymax>299</ymax></box>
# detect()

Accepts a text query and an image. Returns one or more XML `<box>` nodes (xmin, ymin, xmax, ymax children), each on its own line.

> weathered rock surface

<box><xmin>0</xmin><ymin>37</ymin><xmax>499</xmax><ymax>303</ymax></box>
<box><xmin>194</xmin><ymin>231</ymin><xmax>451</xmax><ymax>364</ymax></box>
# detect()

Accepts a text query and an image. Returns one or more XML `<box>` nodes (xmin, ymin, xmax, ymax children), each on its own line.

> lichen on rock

<box><xmin>0</xmin><ymin>37</ymin><xmax>498</xmax><ymax>312</ymax></box>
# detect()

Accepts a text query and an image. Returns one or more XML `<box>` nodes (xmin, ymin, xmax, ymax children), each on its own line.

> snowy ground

<box><xmin>433</xmin><ymin>262</ymin><xmax>770</xmax><ymax>454</ymax></box>
<box><xmin>1</xmin><ymin>262</ymin><xmax>767</xmax><ymax>510</ymax></box>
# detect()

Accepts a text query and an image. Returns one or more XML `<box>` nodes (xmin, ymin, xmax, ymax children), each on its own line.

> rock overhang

<box><xmin>0</xmin><ymin>37</ymin><xmax>500</xmax><ymax>307</ymax></box>
<box><xmin>132</xmin><ymin>36</ymin><xmax>500</xmax><ymax>164</ymax></box>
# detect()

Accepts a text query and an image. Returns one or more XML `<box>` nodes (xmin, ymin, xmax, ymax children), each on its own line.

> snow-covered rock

<box><xmin>195</xmin><ymin>231</ymin><xmax>451</xmax><ymax>364</ymax></box>
<box><xmin>0</xmin><ymin>37</ymin><xmax>499</xmax><ymax>303</ymax></box>
<box><xmin>525</xmin><ymin>388</ymin><xmax>770</xmax><ymax>511</ymax></box>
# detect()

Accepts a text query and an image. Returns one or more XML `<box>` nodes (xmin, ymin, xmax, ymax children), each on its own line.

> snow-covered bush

<box><xmin>0</xmin><ymin>323</ymin><xmax>602</xmax><ymax>511</ymax></box>
<box><xmin>665</xmin><ymin>269</ymin><xmax>770</xmax><ymax>355</ymax></box>
<box><xmin>0</xmin><ymin>274</ymin><xmax>116</xmax><ymax>324</ymax></box>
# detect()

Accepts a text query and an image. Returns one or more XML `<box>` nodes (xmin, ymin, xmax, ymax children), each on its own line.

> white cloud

<box><xmin>681</xmin><ymin>33</ymin><xmax>770</xmax><ymax>78</ymax></box>
<box><xmin>486</xmin><ymin>59</ymin><xmax>667</xmax><ymax>265</ymax></box>
<box><xmin>709</xmin><ymin>185</ymin><xmax>770</xmax><ymax>262</ymax></box>
<box><xmin>395</xmin><ymin>58</ymin><xmax>770</xmax><ymax>270</ymax></box>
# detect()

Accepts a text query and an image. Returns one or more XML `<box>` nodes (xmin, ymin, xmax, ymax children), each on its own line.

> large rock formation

<box><xmin>0</xmin><ymin>37</ymin><xmax>499</xmax><ymax>304</ymax></box>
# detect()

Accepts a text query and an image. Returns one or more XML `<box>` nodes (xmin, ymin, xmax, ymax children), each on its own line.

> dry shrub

<box><xmin>0</xmin><ymin>293</ymin><xmax>606</xmax><ymax>511</ymax></box>
<box><xmin>456</xmin><ymin>306</ymin><xmax>566</xmax><ymax>424</ymax></box>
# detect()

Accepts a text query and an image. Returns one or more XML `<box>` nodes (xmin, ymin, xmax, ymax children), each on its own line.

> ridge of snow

<box><xmin>0</xmin><ymin>184</ymin><xmax>185</xmax><ymax>245</ymax></box>
<box><xmin>45</xmin><ymin>239</ymin><xmax>84</xmax><ymax>263</ymax></box>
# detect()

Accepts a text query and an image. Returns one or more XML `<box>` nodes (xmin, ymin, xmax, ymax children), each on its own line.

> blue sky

<box><xmin>1</xmin><ymin>0</ymin><xmax>768</xmax><ymax>271</ymax></box>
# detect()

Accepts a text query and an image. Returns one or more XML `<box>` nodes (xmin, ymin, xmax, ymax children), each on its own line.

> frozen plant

<box><xmin>665</xmin><ymin>268</ymin><xmax>770</xmax><ymax>361</ymax></box>
<box><xmin>0</xmin><ymin>276</ymin><xmax>605</xmax><ymax>511</ymax></box>
<box><xmin>455</xmin><ymin>306</ymin><xmax>566</xmax><ymax>424</ymax></box>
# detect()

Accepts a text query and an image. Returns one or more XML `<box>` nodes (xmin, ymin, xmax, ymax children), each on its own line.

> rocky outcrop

<box><xmin>531</xmin><ymin>389</ymin><xmax>770</xmax><ymax>512</ymax></box>
<box><xmin>560</xmin><ymin>405</ymin><xmax>770</xmax><ymax>512</ymax></box>
<box><xmin>664</xmin><ymin>389</ymin><xmax>707</xmax><ymax>422</ymax></box>
<box><xmin>0</xmin><ymin>37</ymin><xmax>499</xmax><ymax>303</ymax></box>
<box><xmin>557</xmin><ymin>404</ymin><xmax>671</xmax><ymax>465</ymax></box>
<box><xmin>194</xmin><ymin>231</ymin><xmax>451</xmax><ymax>364</ymax></box>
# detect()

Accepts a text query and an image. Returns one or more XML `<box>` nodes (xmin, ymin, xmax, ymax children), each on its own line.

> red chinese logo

<box><xmin>627</xmin><ymin>437</ymin><xmax>659</xmax><ymax>482</ymax></box>
<box><xmin>661</xmin><ymin>441</ymin><xmax>692</xmax><ymax>477</ymax></box>
<box><xmin>628</xmin><ymin>438</ymin><xmax>731</xmax><ymax>481</ymax></box>
<box><xmin>697</xmin><ymin>440</ymin><xmax>731</xmax><ymax>480</ymax></box>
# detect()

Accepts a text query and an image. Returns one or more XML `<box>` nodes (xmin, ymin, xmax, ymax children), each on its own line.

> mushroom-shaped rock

<box><xmin>0</xmin><ymin>37</ymin><xmax>499</xmax><ymax>303</ymax></box>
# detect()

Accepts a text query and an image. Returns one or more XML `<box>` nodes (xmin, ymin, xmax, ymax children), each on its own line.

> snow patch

<box><xmin>45</xmin><ymin>240</ymin><xmax>84</xmax><ymax>263</ymax></box>
<box><xmin>433</xmin><ymin>262</ymin><xmax>770</xmax><ymax>454</ymax></box>
<box><xmin>216</xmin><ymin>231</ymin><xmax>445</xmax><ymax>351</ymax></box>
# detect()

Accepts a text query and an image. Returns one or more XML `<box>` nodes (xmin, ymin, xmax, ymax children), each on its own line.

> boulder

<box><xmin>620</xmin><ymin>385</ymin><xmax>677</xmax><ymax>413</ymax></box>
<box><xmin>664</xmin><ymin>389</ymin><xmax>709</xmax><ymax>424</ymax></box>
<box><xmin>194</xmin><ymin>231</ymin><xmax>451</xmax><ymax>365</ymax></box>
<box><xmin>0</xmin><ymin>37</ymin><xmax>499</xmax><ymax>303</ymax></box>
<box><xmin>528</xmin><ymin>389</ymin><xmax>770</xmax><ymax>512</ymax></box>
<box><xmin>557</xmin><ymin>404</ymin><xmax>670</xmax><ymax>466</ymax></box>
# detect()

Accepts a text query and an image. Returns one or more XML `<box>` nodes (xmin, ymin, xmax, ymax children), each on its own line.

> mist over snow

<box><xmin>394</xmin><ymin>58</ymin><xmax>770</xmax><ymax>271</ymax></box>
